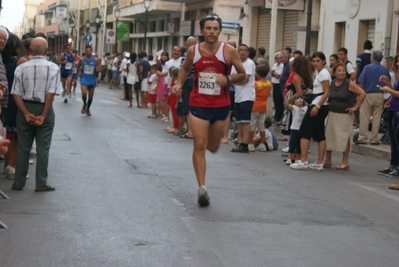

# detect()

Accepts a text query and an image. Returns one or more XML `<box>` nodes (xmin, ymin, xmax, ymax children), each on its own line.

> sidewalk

<box><xmin>272</xmin><ymin>125</ymin><xmax>391</xmax><ymax>162</ymax></box>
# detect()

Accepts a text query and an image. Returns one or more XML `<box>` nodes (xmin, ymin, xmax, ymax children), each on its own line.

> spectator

<box><xmin>11</xmin><ymin>37</ymin><xmax>61</xmax><ymax>191</ymax></box>
<box><xmin>248</xmin><ymin>64</ymin><xmax>272</xmax><ymax>152</ymax></box>
<box><xmin>356</xmin><ymin>40</ymin><xmax>373</xmax><ymax>80</ymax></box>
<box><xmin>356</xmin><ymin>50</ymin><xmax>390</xmax><ymax>145</ymax></box>
<box><xmin>324</xmin><ymin>63</ymin><xmax>366</xmax><ymax>170</ymax></box>
<box><xmin>338</xmin><ymin>47</ymin><xmax>356</xmax><ymax>81</ymax></box>
<box><xmin>291</xmin><ymin>52</ymin><xmax>331</xmax><ymax>171</ymax></box>
<box><xmin>231</xmin><ymin>44</ymin><xmax>256</xmax><ymax>153</ymax></box>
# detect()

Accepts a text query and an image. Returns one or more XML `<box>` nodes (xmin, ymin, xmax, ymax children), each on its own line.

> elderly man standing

<box><xmin>357</xmin><ymin>50</ymin><xmax>390</xmax><ymax>145</ymax></box>
<box><xmin>11</xmin><ymin>37</ymin><xmax>61</xmax><ymax>192</ymax></box>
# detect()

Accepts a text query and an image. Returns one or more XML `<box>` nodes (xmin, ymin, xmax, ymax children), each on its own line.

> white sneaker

<box><xmin>281</xmin><ymin>147</ymin><xmax>289</xmax><ymax>153</ymax></box>
<box><xmin>290</xmin><ymin>160</ymin><xmax>308</xmax><ymax>170</ymax></box>
<box><xmin>285</xmin><ymin>159</ymin><xmax>292</xmax><ymax>165</ymax></box>
<box><xmin>4</xmin><ymin>165</ymin><xmax>15</xmax><ymax>179</ymax></box>
<box><xmin>309</xmin><ymin>162</ymin><xmax>323</xmax><ymax>171</ymax></box>
<box><xmin>256</xmin><ymin>143</ymin><xmax>267</xmax><ymax>152</ymax></box>
<box><xmin>248</xmin><ymin>144</ymin><xmax>255</xmax><ymax>152</ymax></box>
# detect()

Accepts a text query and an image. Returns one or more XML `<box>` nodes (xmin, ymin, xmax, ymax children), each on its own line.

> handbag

<box><xmin>134</xmin><ymin>81</ymin><xmax>141</xmax><ymax>90</ymax></box>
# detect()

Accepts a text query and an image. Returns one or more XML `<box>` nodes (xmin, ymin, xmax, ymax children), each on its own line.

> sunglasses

<box><xmin>204</xmin><ymin>14</ymin><xmax>219</xmax><ymax>20</ymax></box>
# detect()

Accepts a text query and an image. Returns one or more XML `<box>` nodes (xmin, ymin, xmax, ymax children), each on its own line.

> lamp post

<box><xmin>143</xmin><ymin>0</ymin><xmax>151</xmax><ymax>52</ymax></box>
<box><xmin>95</xmin><ymin>15</ymin><xmax>101</xmax><ymax>54</ymax></box>
<box><xmin>85</xmin><ymin>19</ymin><xmax>90</xmax><ymax>46</ymax></box>
<box><xmin>114</xmin><ymin>6</ymin><xmax>121</xmax><ymax>53</ymax></box>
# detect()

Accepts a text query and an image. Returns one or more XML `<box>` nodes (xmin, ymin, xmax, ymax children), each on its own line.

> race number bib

<box><xmin>65</xmin><ymin>62</ymin><xmax>72</xmax><ymax>70</ymax></box>
<box><xmin>83</xmin><ymin>65</ymin><xmax>94</xmax><ymax>75</ymax></box>
<box><xmin>198</xmin><ymin>72</ymin><xmax>221</xmax><ymax>95</ymax></box>
<box><xmin>72</xmin><ymin>66</ymin><xmax>77</xmax><ymax>74</ymax></box>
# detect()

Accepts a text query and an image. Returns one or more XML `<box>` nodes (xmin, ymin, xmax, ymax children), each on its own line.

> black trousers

<box><xmin>273</xmin><ymin>83</ymin><xmax>284</xmax><ymax>122</ymax></box>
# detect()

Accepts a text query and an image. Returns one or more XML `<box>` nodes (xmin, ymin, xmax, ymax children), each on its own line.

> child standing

<box><xmin>147</xmin><ymin>64</ymin><xmax>160</xmax><ymax>118</ymax></box>
<box><xmin>284</xmin><ymin>93</ymin><xmax>307</xmax><ymax>165</ymax></box>
<box><xmin>165</xmin><ymin>67</ymin><xmax>179</xmax><ymax>133</ymax></box>
<box><xmin>248</xmin><ymin>65</ymin><xmax>272</xmax><ymax>152</ymax></box>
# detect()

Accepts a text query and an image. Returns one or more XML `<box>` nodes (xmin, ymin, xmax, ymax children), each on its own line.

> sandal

<box><xmin>35</xmin><ymin>185</ymin><xmax>55</xmax><ymax>192</ymax></box>
<box><xmin>164</xmin><ymin>127</ymin><xmax>176</xmax><ymax>133</ymax></box>
<box><xmin>323</xmin><ymin>162</ymin><xmax>332</xmax><ymax>168</ymax></box>
<box><xmin>180</xmin><ymin>134</ymin><xmax>193</xmax><ymax>139</ymax></box>
<box><xmin>335</xmin><ymin>164</ymin><xmax>349</xmax><ymax>170</ymax></box>
<box><xmin>147</xmin><ymin>115</ymin><xmax>156</xmax><ymax>118</ymax></box>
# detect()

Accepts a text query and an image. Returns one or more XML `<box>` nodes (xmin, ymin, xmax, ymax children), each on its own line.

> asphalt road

<box><xmin>0</xmin><ymin>83</ymin><xmax>398</xmax><ymax>267</ymax></box>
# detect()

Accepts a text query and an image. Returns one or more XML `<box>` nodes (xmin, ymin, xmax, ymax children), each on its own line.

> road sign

<box><xmin>221</xmin><ymin>22</ymin><xmax>240</xmax><ymax>35</ymax></box>
<box><xmin>221</xmin><ymin>22</ymin><xmax>240</xmax><ymax>30</ymax></box>
<box><xmin>107</xmin><ymin>30</ymin><xmax>115</xmax><ymax>44</ymax></box>
<box><xmin>84</xmin><ymin>34</ymin><xmax>92</xmax><ymax>43</ymax></box>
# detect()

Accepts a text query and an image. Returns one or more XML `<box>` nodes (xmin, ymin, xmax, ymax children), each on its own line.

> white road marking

<box><xmin>347</xmin><ymin>182</ymin><xmax>399</xmax><ymax>202</ymax></box>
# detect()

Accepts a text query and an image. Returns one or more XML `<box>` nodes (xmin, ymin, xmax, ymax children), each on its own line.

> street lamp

<box><xmin>114</xmin><ymin>6</ymin><xmax>121</xmax><ymax>53</ymax></box>
<box><xmin>143</xmin><ymin>0</ymin><xmax>152</xmax><ymax>52</ymax></box>
<box><xmin>95</xmin><ymin>15</ymin><xmax>101</xmax><ymax>54</ymax></box>
<box><xmin>85</xmin><ymin>19</ymin><xmax>91</xmax><ymax>45</ymax></box>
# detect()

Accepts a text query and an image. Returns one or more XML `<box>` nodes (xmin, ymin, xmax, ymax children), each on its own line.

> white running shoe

<box><xmin>256</xmin><ymin>143</ymin><xmax>267</xmax><ymax>152</ymax></box>
<box><xmin>309</xmin><ymin>162</ymin><xmax>324</xmax><ymax>171</ymax></box>
<box><xmin>281</xmin><ymin>147</ymin><xmax>289</xmax><ymax>153</ymax></box>
<box><xmin>290</xmin><ymin>160</ymin><xmax>308</xmax><ymax>170</ymax></box>
<box><xmin>248</xmin><ymin>144</ymin><xmax>255</xmax><ymax>152</ymax></box>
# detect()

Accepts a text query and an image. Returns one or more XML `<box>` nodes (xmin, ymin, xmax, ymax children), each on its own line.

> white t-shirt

<box><xmin>312</xmin><ymin>68</ymin><xmax>331</xmax><ymax>105</ymax></box>
<box><xmin>231</xmin><ymin>58</ymin><xmax>256</xmax><ymax>103</ymax></box>
<box><xmin>148</xmin><ymin>73</ymin><xmax>157</xmax><ymax>94</ymax></box>
<box><xmin>163</xmin><ymin>58</ymin><xmax>181</xmax><ymax>88</ymax></box>
<box><xmin>112</xmin><ymin>57</ymin><xmax>118</xmax><ymax>71</ymax></box>
<box><xmin>290</xmin><ymin>105</ymin><xmax>308</xmax><ymax>130</ymax></box>
<box><xmin>345</xmin><ymin>61</ymin><xmax>355</xmax><ymax>75</ymax></box>
<box><xmin>119</xmin><ymin>58</ymin><xmax>127</xmax><ymax>77</ymax></box>
<box><xmin>265</xmin><ymin>129</ymin><xmax>273</xmax><ymax>150</ymax></box>
<box><xmin>271</xmin><ymin>62</ymin><xmax>284</xmax><ymax>84</ymax></box>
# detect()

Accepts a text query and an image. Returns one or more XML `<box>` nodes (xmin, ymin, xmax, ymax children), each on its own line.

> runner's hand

<box><xmin>216</xmin><ymin>75</ymin><xmax>229</xmax><ymax>88</ymax></box>
<box><xmin>171</xmin><ymin>84</ymin><xmax>182</xmax><ymax>97</ymax></box>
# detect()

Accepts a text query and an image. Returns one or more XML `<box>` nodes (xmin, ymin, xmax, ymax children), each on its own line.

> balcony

<box><xmin>35</xmin><ymin>22</ymin><xmax>68</xmax><ymax>37</ymax></box>
<box><xmin>108</xmin><ymin>0</ymin><xmax>182</xmax><ymax>22</ymax></box>
<box><xmin>158</xmin><ymin>0</ymin><xmax>198</xmax><ymax>3</ymax></box>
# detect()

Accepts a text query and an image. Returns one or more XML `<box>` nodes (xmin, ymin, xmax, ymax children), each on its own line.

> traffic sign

<box><xmin>221</xmin><ymin>22</ymin><xmax>240</xmax><ymax>30</ymax></box>
<box><xmin>84</xmin><ymin>34</ymin><xmax>92</xmax><ymax>43</ymax></box>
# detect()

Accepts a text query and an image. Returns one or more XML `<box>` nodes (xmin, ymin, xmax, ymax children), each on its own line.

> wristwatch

<box><xmin>228</xmin><ymin>75</ymin><xmax>232</xmax><ymax>83</ymax></box>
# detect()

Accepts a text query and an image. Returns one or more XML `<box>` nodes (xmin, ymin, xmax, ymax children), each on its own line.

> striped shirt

<box><xmin>11</xmin><ymin>56</ymin><xmax>62</xmax><ymax>103</ymax></box>
<box><xmin>0</xmin><ymin>53</ymin><xmax>9</xmax><ymax>108</ymax></box>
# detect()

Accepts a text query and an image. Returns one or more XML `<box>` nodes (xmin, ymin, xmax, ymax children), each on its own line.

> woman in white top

<box><xmin>291</xmin><ymin>52</ymin><xmax>331</xmax><ymax>171</ymax></box>
<box><xmin>126</xmin><ymin>52</ymin><xmax>138</xmax><ymax>108</ymax></box>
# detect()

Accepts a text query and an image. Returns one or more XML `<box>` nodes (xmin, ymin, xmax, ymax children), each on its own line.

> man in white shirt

<box><xmin>119</xmin><ymin>52</ymin><xmax>129</xmax><ymax>99</ymax></box>
<box><xmin>109</xmin><ymin>52</ymin><xmax>120</xmax><ymax>89</ymax></box>
<box><xmin>338</xmin><ymin>47</ymin><xmax>356</xmax><ymax>81</ymax></box>
<box><xmin>270</xmin><ymin>52</ymin><xmax>283</xmax><ymax>119</ymax></box>
<box><xmin>231</xmin><ymin>44</ymin><xmax>256</xmax><ymax>153</ymax></box>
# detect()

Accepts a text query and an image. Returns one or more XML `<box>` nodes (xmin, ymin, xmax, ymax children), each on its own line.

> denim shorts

<box><xmin>112</xmin><ymin>70</ymin><xmax>118</xmax><ymax>79</ymax></box>
<box><xmin>190</xmin><ymin>106</ymin><xmax>230</xmax><ymax>124</ymax></box>
<box><xmin>234</xmin><ymin>101</ymin><xmax>254</xmax><ymax>123</ymax></box>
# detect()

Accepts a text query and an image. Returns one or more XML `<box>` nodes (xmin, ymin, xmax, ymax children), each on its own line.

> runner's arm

<box><xmin>95</xmin><ymin>58</ymin><xmax>102</xmax><ymax>73</ymax></box>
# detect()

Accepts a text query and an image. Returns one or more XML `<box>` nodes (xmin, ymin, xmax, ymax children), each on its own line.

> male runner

<box><xmin>71</xmin><ymin>49</ymin><xmax>80</xmax><ymax>96</ymax></box>
<box><xmin>78</xmin><ymin>45</ymin><xmax>102</xmax><ymax>116</ymax></box>
<box><xmin>172</xmin><ymin>14</ymin><xmax>245</xmax><ymax>206</ymax></box>
<box><xmin>57</xmin><ymin>44</ymin><xmax>74</xmax><ymax>103</ymax></box>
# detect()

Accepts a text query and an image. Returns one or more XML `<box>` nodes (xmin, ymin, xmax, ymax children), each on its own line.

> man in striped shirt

<box><xmin>11</xmin><ymin>37</ymin><xmax>62</xmax><ymax>192</ymax></box>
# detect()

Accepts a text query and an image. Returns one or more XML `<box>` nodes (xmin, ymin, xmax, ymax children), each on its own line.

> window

<box><xmin>185</xmin><ymin>10</ymin><xmax>196</xmax><ymax>20</ymax></box>
<box><xmin>159</xmin><ymin>19</ymin><xmax>165</xmax><ymax>32</ymax></box>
